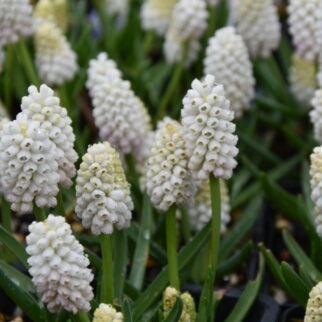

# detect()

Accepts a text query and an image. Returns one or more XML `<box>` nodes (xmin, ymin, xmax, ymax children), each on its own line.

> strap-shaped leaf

<box><xmin>164</xmin><ymin>296</ymin><xmax>183</xmax><ymax>322</ymax></box>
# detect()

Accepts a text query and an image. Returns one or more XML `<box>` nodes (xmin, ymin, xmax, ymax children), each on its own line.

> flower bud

<box><xmin>204</xmin><ymin>26</ymin><xmax>255</xmax><ymax>117</ymax></box>
<box><xmin>75</xmin><ymin>142</ymin><xmax>133</xmax><ymax>235</ymax></box>
<box><xmin>93</xmin><ymin>303</ymin><xmax>124</xmax><ymax>322</ymax></box>
<box><xmin>26</xmin><ymin>215</ymin><xmax>94</xmax><ymax>313</ymax></box>
<box><xmin>181</xmin><ymin>75</ymin><xmax>239</xmax><ymax>180</ymax></box>
<box><xmin>304</xmin><ymin>282</ymin><xmax>322</xmax><ymax>322</ymax></box>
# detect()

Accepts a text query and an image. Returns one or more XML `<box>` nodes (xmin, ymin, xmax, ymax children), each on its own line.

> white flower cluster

<box><xmin>164</xmin><ymin>0</ymin><xmax>208</xmax><ymax>66</ymax></box>
<box><xmin>310</xmin><ymin>90</ymin><xmax>322</xmax><ymax>144</ymax></box>
<box><xmin>86</xmin><ymin>53</ymin><xmax>152</xmax><ymax>158</ymax></box>
<box><xmin>163</xmin><ymin>287</ymin><xmax>196</xmax><ymax>322</ymax></box>
<box><xmin>187</xmin><ymin>179</ymin><xmax>230</xmax><ymax>233</ymax></box>
<box><xmin>204</xmin><ymin>27</ymin><xmax>255</xmax><ymax>118</ymax></box>
<box><xmin>229</xmin><ymin>0</ymin><xmax>281</xmax><ymax>58</ymax></box>
<box><xmin>26</xmin><ymin>215</ymin><xmax>94</xmax><ymax>313</ymax></box>
<box><xmin>34</xmin><ymin>21</ymin><xmax>78</xmax><ymax>86</ymax></box>
<box><xmin>310</xmin><ymin>146</ymin><xmax>322</xmax><ymax>238</ymax></box>
<box><xmin>17</xmin><ymin>84</ymin><xmax>77</xmax><ymax>188</ymax></box>
<box><xmin>0</xmin><ymin>120</ymin><xmax>60</xmax><ymax>214</ymax></box>
<box><xmin>304</xmin><ymin>282</ymin><xmax>322</xmax><ymax>322</ymax></box>
<box><xmin>34</xmin><ymin>0</ymin><xmax>69</xmax><ymax>33</ymax></box>
<box><xmin>141</xmin><ymin>0</ymin><xmax>176</xmax><ymax>36</ymax></box>
<box><xmin>75</xmin><ymin>142</ymin><xmax>133</xmax><ymax>235</ymax></box>
<box><xmin>287</xmin><ymin>0</ymin><xmax>322</xmax><ymax>60</ymax></box>
<box><xmin>105</xmin><ymin>0</ymin><xmax>129</xmax><ymax>20</ymax></box>
<box><xmin>181</xmin><ymin>75</ymin><xmax>239</xmax><ymax>180</ymax></box>
<box><xmin>290</xmin><ymin>54</ymin><xmax>317</xmax><ymax>106</ymax></box>
<box><xmin>0</xmin><ymin>0</ymin><xmax>34</xmax><ymax>47</ymax></box>
<box><xmin>93</xmin><ymin>304</ymin><xmax>124</xmax><ymax>322</ymax></box>
<box><xmin>146</xmin><ymin>118</ymin><xmax>192</xmax><ymax>212</ymax></box>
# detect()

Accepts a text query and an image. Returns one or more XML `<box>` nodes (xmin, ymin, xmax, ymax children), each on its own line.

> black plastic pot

<box><xmin>182</xmin><ymin>284</ymin><xmax>280</xmax><ymax>321</ymax></box>
<box><xmin>279</xmin><ymin>304</ymin><xmax>304</xmax><ymax>322</ymax></box>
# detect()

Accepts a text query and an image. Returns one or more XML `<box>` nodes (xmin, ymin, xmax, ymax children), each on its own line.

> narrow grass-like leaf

<box><xmin>0</xmin><ymin>226</ymin><xmax>28</xmax><ymax>267</ymax></box>
<box><xmin>224</xmin><ymin>254</ymin><xmax>265</xmax><ymax>322</ymax></box>
<box><xmin>164</xmin><ymin>297</ymin><xmax>183</xmax><ymax>322</ymax></box>
<box><xmin>0</xmin><ymin>269</ymin><xmax>44</xmax><ymax>320</ymax></box>
<box><xmin>123</xmin><ymin>299</ymin><xmax>133</xmax><ymax>322</ymax></box>
<box><xmin>281</xmin><ymin>262</ymin><xmax>309</xmax><ymax>308</ymax></box>
<box><xmin>132</xmin><ymin>221</ymin><xmax>211</xmax><ymax>319</ymax></box>
<box><xmin>282</xmin><ymin>230</ymin><xmax>322</xmax><ymax>282</ymax></box>
<box><xmin>129</xmin><ymin>195</ymin><xmax>152</xmax><ymax>290</ymax></box>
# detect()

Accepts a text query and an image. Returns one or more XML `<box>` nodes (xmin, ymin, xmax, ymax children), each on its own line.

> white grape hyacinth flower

<box><xmin>310</xmin><ymin>90</ymin><xmax>322</xmax><ymax>144</ymax></box>
<box><xmin>76</xmin><ymin>142</ymin><xmax>133</xmax><ymax>235</ymax></box>
<box><xmin>188</xmin><ymin>179</ymin><xmax>230</xmax><ymax>233</ymax></box>
<box><xmin>141</xmin><ymin>0</ymin><xmax>177</xmax><ymax>36</ymax></box>
<box><xmin>105</xmin><ymin>0</ymin><xmax>129</xmax><ymax>21</ymax></box>
<box><xmin>35</xmin><ymin>21</ymin><xmax>78</xmax><ymax>86</ymax></box>
<box><xmin>164</xmin><ymin>0</ymin><xmax>208</xmax><ymax>66</ymax></box>
<box><xmin>230</xmin><ymin>0</ymin><xmax>281</xmax><ymax>58</ymax></box>
<box><xmin>287</xmin><ymin>0</ymin><xmax>322</xmax><ymax>61</ymax></box>
<box><xmin>26</xmin><ymin>215</ymin><xmax>94</xmax><ymax>313</ymax></box>
<box><xmin>181</xmin><ymin>75</ymin><xmax>239</xmax><ymax>180</ymax></box>
<box><xmin>305</xmin><ymin>282</ymin><xmax>322</xmax><ymax>322</ymax></box>
<box><xmin>146</xmin><ymin>118</ymin><xmax>193</xmax><ymax>212</ymax></box>
<box><xmin>0</xmin><ymin>0</ymin><xmax>34</xmax><ymax>47</ymax></box>
<box><xmin>93</xmin><ymin>303</ymin><xmax>124</xmax><ymax>322</ymax></box>
<box><xmin>0</xmin><ymin>120</ymin><xmax>60</xmax><ymax>214</ymax></box>
<box><xmin>204</xmin><ymin>26</ymin><xmax>255</xmax><ymax>118</ymax></box>
<box><xmin>290</xmin><ymin>54</ymin><xmax>317</xmax><ymax>106</ymax></box>
<box><xmin>310</xmin><ymin>146</ymin><xmax>322</xmax><ymax>238</ymax></box>
<box><xmin>17</xmin><ymin>84</ymin><xmax>77</xmax><ymax>188</ymax></box>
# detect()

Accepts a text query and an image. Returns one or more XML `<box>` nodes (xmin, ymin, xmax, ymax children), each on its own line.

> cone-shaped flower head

<box><xmin>230</xmin><ymin>0</ymin><xmax>281</xmax><ymax>58</ymax></box>
<box><xmin>188</xmin><ymin>179</ymin><xmax>230</xmax><ymax>233</ymax></box>
<box><xmin>304</xmin><ymin>282</ymin><xmax>322</xmax><ymax>321</ymax></box>
<box><xmin>287</xmin><ymin>0</ymin><xmax>322</xmax><ymax>60</ymax></box>
<box><xmin>290</xmin><ymin>53</ymin><xmax>317</xmax><ymax>106</ymax></box>
<box><xmin>34</xmin><ymin>21</ymin><xmax>78</xmax><ymax>86</ymax></box>
<box><xmin>76</xmin><ymin>142</ymin><xmax>133</xmax><ymax>235</ymax></box>
<box><xmin>26</xmin><ymin>215</ymin><xmax>94</xmax><ymax>313</ymax></box>
<box><xmin>105</xmin><ymin>0</ymin><xmax>129</xmax><ymax>20</ymax></box>
<box><xmin>86</xmin><ymin>53</ymin><xmax>152</xmax><ymax>157</ymax></box>
<box><xmin>0</xmin><ymin>0</ymin><xmax>34</xmax><ymax>47</ymax></box>
<box><xmin>164</xmin><ymin>0</ymin><xmax>208</xmax><ymax>66</ymax></box>
<box><xmin>311</xmin><ymin>90</ymin><xmax>322</xmax><ymax>144</ymax></box>
<box><xmin>163</xmin><ymin>286</ymin><xmax>196</xmax><ymax>322</ymax></box>
<box><xmin>141</xmin><ymin>0</ymin><xmax>176</xmax><ymax>36</ymax></box>
<box><xmin>0</xmin><ymin>119</ymin><xmax>60</xmax><ymax>213</ymax></box>
<box><xmin>34</xmin><ymin>0</ymin><xmax>69</xmax><ymax>33</ymax></box>
<box><xmin>17</xmin><ymin>84</ymin><xmax>77</xmax><ymax>188</ymax></box>
<box><xmin>146</xmin><ymin>118</ymin><xmax>193</xmax><ymax>212</ymax></box>
<box><xmin>310</xmin><ymin>146</ymin><xmax>322</xmax><ymax>238</ymax></box>
<box><xmin>181</xmin><ymin>75</ymin><xmax>239</xmax><ymax>180</ymax></box>
<box><xmin>93</xmin><ymin>304</ymin><xmax>124</xmax><ymax>322</ymax></box>
<box><xmin>204</xmin><ymin>26</ymin><xmax>255</xmax><ymax>117</ymax></box>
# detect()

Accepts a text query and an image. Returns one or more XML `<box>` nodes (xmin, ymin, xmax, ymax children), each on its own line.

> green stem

<box><xmin>16</xmin><ymin>40</ymin><xmax>40</xmax><ymax>86</ymax></box>
<box><xmin>166</xmin><ymin>205</ymin><xmax>180</xmax><ymax>290</ymax></box>
<box><xmin>100</xmin><ymin>234</ymin><xmax>114</xmax><ymax>304</ymax></box>
<box><xmin>143</xmin><ymin>31</ymin><xmax>155</xmax><ymax>55</ymax></box>
<box><xmin>33</xmin><ymin>203</ymin><xmax>46</xmax><ymax>221</ymax></box>
<box><xmin>157</xmin><ymin>60</ymin><xmax>184</xmax><ymax>121</ymax></box>
<box><xmin>207</xmin><ymin>5</ymin><xmax>216</xmax><ymax>38</ymax></box>
<box><xmin>72</xmin><ymin>312</ymin><xmax>90</xmax><ymax>322</ymax></box>
<box><xmin>56</xmin><ymin>190</ymin><xmax>65</xmax><ymax>216</ymax></box>
<box><xmin>1</xmin><ymin>196</ymin><xmax>11</xmax><ymax>232</ymax></box>
<box><xmin>4</xmin><ymin>44</ymin><xmax>14</xmax><ymax>111</ymax></box>
<box><xmin>181</xmin><ymin>208</ymin><xmax>191</xmax><ymax>243</ymax></box>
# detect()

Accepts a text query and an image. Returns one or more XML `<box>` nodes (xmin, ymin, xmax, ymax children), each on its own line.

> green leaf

<box><xmin>224</xmin><ymin>254</ymin><xmax>265</xmax><ymax>322</ymax></box>
<box><xmin>123</xmin><ymin>298</ymin><xmax>133</xmax><ymax>322</ymax></box>
<box><xmin>0</xmin><ymin>226</ymin><xmax>28</xmax><ymax>267</ymax></box>
<box><xmin>132</xmin><ymin>220</ymin><xmax>211</xmax><ymax>319</ymax></box>
<box><xmin>129</xmin><ymin>194</ymin><xmax>152</xmax><ymax>290</ymax></box>
<box><xmin>0</xmin><ymin>268</ymin><xmax>44</xmax><ymax>320</ymax></box>
<box><xmin>217</xmin><ymin>241</ymin><xmax>253</xmax><ymax>278</ymax></box>
<box><xmin>164</xmin><ymin>297</ymin><xmax>183</xmax><ymax>322</ymax></box>
<box><xmin>0</xmin><ymin>259</ymin><xmax>35</xmax><ymax>293</ymax></box>
<box><xmin>219</xmin><ymin>197</ymin><xmax>262</xmax><ymax>261</ymax></box>
<box><xmin>281</xmin><ymin>262</ymin><xmax>309</xmax><ymax>308</ymax></box>
<box><xmin>113</xmin><ymin>230</ymin><xmax>127</xmax><ymax>303</ymax></box>
<box><xmin>282</xmin><ymin>230</ymin><xmax>322</xmax><ymax>282</ymax></box>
